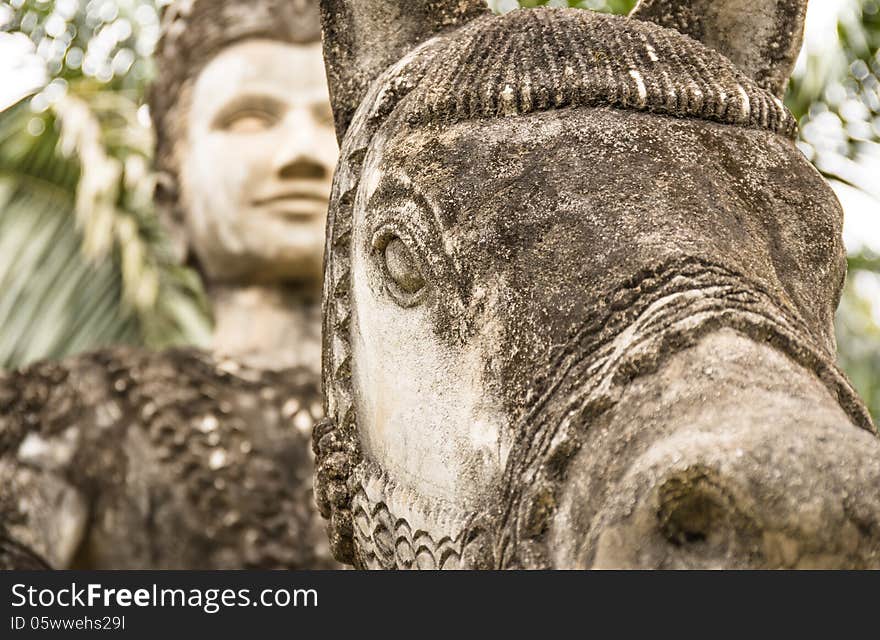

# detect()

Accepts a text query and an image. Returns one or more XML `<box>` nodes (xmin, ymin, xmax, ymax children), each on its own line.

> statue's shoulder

<box><xmin>0</xmin><ymin>346</ymin><xmax>321</xmax><ymax>453</ymax></box>
<box><xmin>0</xmin><ymin>348</ymin><xmax>129</xmax><ymax>457</ymax></box>
<box><xmin>0</xmin><ymin>348</ymin><xmax>132</xmax><ymax>569</ymax></box>
<box><xmin>0</xmin><ymin>347</ymin><xmax>330</xmax><ymax>569</ymax></box>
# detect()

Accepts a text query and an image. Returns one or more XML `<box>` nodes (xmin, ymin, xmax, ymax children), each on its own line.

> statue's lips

<box><xmin>252</xmin><ymin>190</ymin><xmax>329</xmax><ymax>220</ymax></box>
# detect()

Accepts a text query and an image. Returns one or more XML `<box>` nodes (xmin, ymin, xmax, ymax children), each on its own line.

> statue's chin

<box><xmin>349</xmin><ymin>459</ymin><xmax>491</xmax><ymax>569</ymax></box>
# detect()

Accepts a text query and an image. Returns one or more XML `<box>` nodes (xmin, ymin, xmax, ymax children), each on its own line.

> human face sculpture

<box><xmin>180</xmin><ymin>39</ymin><xmax>337</xmax><ymax>285</ymax></box>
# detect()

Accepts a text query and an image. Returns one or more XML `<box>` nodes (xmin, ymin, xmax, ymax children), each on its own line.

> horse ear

<box><xmin>319</xmin><ymin>0</ymin><xmax>488</xmax><ymax>141</ymax></box>
<box><xmin>630</xmin><ymin>0</ymin><xmax>808</xmax><ymax>98</ymax></box>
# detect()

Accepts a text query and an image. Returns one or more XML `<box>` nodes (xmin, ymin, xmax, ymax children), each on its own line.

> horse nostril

<box><xmin>656</xmin><ymin>465</ymin><xmax>743</xmax><ymax>547</ymax></box>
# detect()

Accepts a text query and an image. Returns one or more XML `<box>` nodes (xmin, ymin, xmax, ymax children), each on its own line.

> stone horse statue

<box><xmin>313</xmin><ymin>0</ymin><xmax>880</xmax><ymax>569</ymax></box>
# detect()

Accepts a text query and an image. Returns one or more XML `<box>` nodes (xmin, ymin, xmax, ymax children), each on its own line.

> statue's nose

<box><xmin>583</xmin><ymin>422</ymin><xmax>880</xmax><ymax>569</ymax></box>
<box><xmin>654</xmin><ymin>465</ymin><xmax>752</xmax><ymax>549</ymax></box>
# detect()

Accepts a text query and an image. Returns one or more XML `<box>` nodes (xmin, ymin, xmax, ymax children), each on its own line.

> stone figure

<box><xmin>0</xmin><ymin>0</ymin><xmax>339</xmax><ymax>569</ymax></box>
<box><xmin>152</xmin><ymin>0</ymin><xmax>334</xmax><ymax>372</ymax></box>
<box><xmin>313</xmin><ymin>0</ymin><xmax>880</xmax><ymax>569</ymax></box>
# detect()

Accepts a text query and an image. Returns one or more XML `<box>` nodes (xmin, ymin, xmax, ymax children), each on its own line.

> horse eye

<box><xmin>383</xmin><ymin>237</ymin><xmax>425</xmax><ymax>295</ymax></box>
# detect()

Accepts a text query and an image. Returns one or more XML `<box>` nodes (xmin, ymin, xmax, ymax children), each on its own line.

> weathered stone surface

<box><xmin>631</xmin><ymin>0</ymin><xmax>807</xmax><ymax>98</ymax></box>
<box><xmin>0</xmin><ymin>348</ymin><xmax>335</xmax><ymax>569</ymax></box>
<box><xmin>314</xmin><ymin>1</ymin><xmax>880</xmax><ymax>569</ymax></box>
<box><xmin>551</xmin><ymin>329</ymin><xmax>880</xmax><ymax>569</ymax></box>
<box><xmin>318</xmin><ymin>0</ymin><xmax>488</xmax><ymax>140</ymax></box>
<box><xmin>0</xmin><ymin>538</ymin><xmax>50</xmax><ymax>570</ymax></box>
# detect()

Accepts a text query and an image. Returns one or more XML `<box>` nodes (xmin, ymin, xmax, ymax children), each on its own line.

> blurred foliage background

<box><xmin>0</xmin><ymin>0</ymin><xmax>878</xmax><ymax>420</ymax></box>
<box><xmin>0</xmin><ymin>0</ymin><xmax>210</xmax><ymax>367</ymax></box>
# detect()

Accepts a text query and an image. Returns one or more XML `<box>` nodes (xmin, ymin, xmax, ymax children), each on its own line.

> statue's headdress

<box><xmin>149</xmin><ymin>0</ymin><xmax>321</xmax><ymax>253</ymax></box>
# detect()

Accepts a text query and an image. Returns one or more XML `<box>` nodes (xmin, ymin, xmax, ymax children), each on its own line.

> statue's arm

<box><xmin>0</xmin><ymin>459</ymin><xmax>88</xmax><ymax>569</ymax></box>
<box><xmin>0</xmin><ymin>353</ymin><xmax>119</xmax><ymax>569</ymax></box>
<box><xmin>0</xmin><ymin>535</ymin><xmax>51</xmax><ymax>570</ymax></box>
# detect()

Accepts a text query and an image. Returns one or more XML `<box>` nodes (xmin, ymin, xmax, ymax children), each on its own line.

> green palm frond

<box><xmin>0</xmin><ymin>84</ymin><xmax>211</xmax><ymax>370</ymax></box>
<box><xmin>0</xmin><ymin>98</ymin><xmax>138</xmax><ymax>366</ymax></box>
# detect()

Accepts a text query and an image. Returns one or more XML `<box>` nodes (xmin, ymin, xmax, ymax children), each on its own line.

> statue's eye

<box><xmin>372</xmin><ymin>232</ymin><xmax>428</xmax><ymax>307</ymax></box>
<box><xmin>219</xmin><ymin>111</ymin><xmax>277</xmax><ymax>133</ymax></box>
<box><xmin>212</xmin><ymin>96</ymin><xmax>285</xmax><ymax>133</ymax></box>
<box><xmin>384</xmin><ymin>238</ymin><xmax>425</xmax><ymax>293</ymax></box>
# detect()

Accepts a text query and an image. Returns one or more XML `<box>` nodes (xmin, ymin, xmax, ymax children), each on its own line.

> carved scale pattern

<box><xmin>350</xmin><ymin>486</ymin><xmax>467</xmax><ymax>570</ymax></box>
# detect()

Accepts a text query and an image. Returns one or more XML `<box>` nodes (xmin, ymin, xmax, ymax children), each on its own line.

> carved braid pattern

<box><xmin>312</xmin><ymin>167</ymin><xmax>363</xmax><ymax>564</ymax></box>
